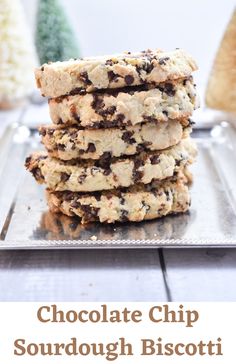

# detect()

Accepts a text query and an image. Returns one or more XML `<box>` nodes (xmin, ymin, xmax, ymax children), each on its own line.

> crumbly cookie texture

<box><xmin>46</xmin><ymin>174</ymin><xmax>190</xmax><ymax>224</ymax></box>
<box><xmin>49</xmin><ymin>77</ymin><xmax>199</xmax><ymax>127</ymax></box>
<box><xmin>39</xmin><ymin>119</ymin><xmax>191</xmax><ymax>160</ymax></box>
<box><xmin>35</xmin><ymin>49</ymin><xmax>198</xmax><ymax>98</ymax></box>
<box><xmin>25</xmin><ymin>138</ymin><xmax>197</xmax><ymax>192</ymax></box>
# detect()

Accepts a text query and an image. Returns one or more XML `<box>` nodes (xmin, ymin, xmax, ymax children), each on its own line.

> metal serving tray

<box><xmin>0</xmin><ymin>121</ymin><xmax>236</xmax><ymax>249</ymax></box>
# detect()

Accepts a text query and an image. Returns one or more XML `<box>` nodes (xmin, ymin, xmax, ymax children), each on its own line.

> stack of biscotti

<box><xmin>25</xmin><ymin>49</ymin><xmax>199</xmax><ymax>224</ymax></box>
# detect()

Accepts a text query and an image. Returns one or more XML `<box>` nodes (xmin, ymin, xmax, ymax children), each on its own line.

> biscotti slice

<box><xmin>35</xmin><ymin>49</ymin><xmax>198</xmax><ymax>98</ymax></box>
<box><xmin>49</xmin><ymin>77</ymin><xmax>199</xmax><ymax>128</ymax></box>
<box><xmin>46</xmin><ymin>175</ymin><xmax>190</xmax><ymax>224</ymax></box>
<box><xmin>39</xmin><ymin>119</ymin><xmax>192</xmax><ymax>161</ymax></box>
<box><xmin>25</xmin><ymin>138</ymin><xmax>197</xmax><ymax>192</ymax></box>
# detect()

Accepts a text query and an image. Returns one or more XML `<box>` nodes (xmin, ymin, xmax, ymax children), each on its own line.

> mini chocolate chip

<box><xmin>61</xmin><ymin>172</ymin><xmax>70</xmax><ymax>182</ymax></box>
<box><xmin>108</xmin><ymin>70</ymin><xmax>119</xmax><ymax>82</ymax></box>
<box><xmin>80</xmin><ymin>205</ymin><xmax>99</xmax><ymax>220</ymax></box>
<box><xmin>122</xmin><ymin>131</ymin><xmax>136</xmax><ymax>144</ymax></box>
<box><xmin>57</xmin><ymin>118</ymin><xmax>63</xmax><ymax>125</ymax></box>
<box><xmin>69</xmin><ymin>87</ymin><xmax>86</xmax><ymax>96</ymax></box>
<box><xmin>79</xmin><ymin>71</ymin><xmax>92</xmax><ymax>85</ymax></box>
<box><xmin>39</xmin><ymin>128</ymin><xmax>46</xmax><ymax>136</ymax></box>
<box><xmin>48</xmin><ymin>129</ymin><xmax>54</xmax><ymax>136</ymax></box>
<box><xmin>115</xmin><ymin>113</ymin><xmax>125</xmax><ymax>124</ymax></box>
<box><xmin>57</xmin><ymin>143</ymin><xmax>66</xmax><ymax>151</ymax></box>
<box><xmin>93</xmin><ymin>192</ymin><xmax>101</xmax><ymax>201</ymax></box>
<box><xmin>150</xmin><ymin>155</ymin><xmax>160</xmax><ymax>164</ymax></box>
<box><xmin>133</xmin><ymin>158</ymin><xmax>144</xmax><ymax>182</ymax></box>
<box><xmin>105</xmin><ymin>59</ymin><xmax>113</xmax><ymax>66</ymax></box>
<box><xmin>158</xmin><ymin>57</ymin><xmax>170</xmax><ymax>65</ymax></box>
<box><xmin>165</xmin><ymin>190</ymin><xmax>171</xmax><ymax>201</ymax></box>
<box><xmin>32</xmin><ymin>167</ymin><xmax>44</xmax><ymax>180</ymax></box>
<box><xmin>106</xmin><ymin>105</ymin><xmax>116</xmax><ymax>115</ymax></box>
<box><xmin>120</xmin><ymin>209</ymin><xmax>128</xmax><ymax>222</ymax></box>
<box><xmin>87</xmin><ymin>143</ymin><xmax>96</xmax><ymax>153</ymax></box>
<box><xmin>91</xmin><ymin>94</ymin><xmax>105</xmax><ymax>111</ymax></box>
<box><xmin>120</xmin><ymin>197</ymin><xmax>125</xmax><ymax>205</ymax></box>
<box><xmin>64</xmin><ymin>192</ymin><xmax>75</xmax><ymax>201</ymax></box>
<box><xmin>25</xmin><ymin>156</ymin><xmax>32</xmax><ymax>166</ymax></box>
<box><xmin>163</xmin><ymin>110</ymin><xmax>168</xmax><ymax>117</ymax></box>
<box><xmin>71</xmin><ymin>200</ymin><xmax>81</xmax><ymax>209</ymax></box>
<box><xmin>164</xmin><ymin>83</ymin><xmax>176</xmax><ymax>96</ymax></box>
<box><xmin>124</xmin><ymin>75</ymin><xmax>134</xmax><ymax>85</ymax></box>
<box><xmin>69</xmin><ymin>131</ymin><xmax>78</xmax><ymax>140</ymax></box>
<box><xmin>41</xmin><ymin>66</ymin><xmax>44</xmax><ymax>71</ymax></box>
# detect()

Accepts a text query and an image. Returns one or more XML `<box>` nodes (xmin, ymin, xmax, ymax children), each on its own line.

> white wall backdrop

<box><xmin>22</xmin><ymin>0</ymin><xmax>235</xmax><ymax>91</ymax></box>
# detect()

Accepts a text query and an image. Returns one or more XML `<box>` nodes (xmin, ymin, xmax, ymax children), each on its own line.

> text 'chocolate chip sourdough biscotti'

<box><xmin>26</xmin><ymin>48</ymin><xmax>199</xmax><ymax>224</ymax></box>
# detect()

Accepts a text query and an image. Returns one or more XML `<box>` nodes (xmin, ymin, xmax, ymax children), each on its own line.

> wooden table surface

<box><xmin>0</xmin><ymin>105</ymin><xmax>235</xmax><ymax>302</ymax></box>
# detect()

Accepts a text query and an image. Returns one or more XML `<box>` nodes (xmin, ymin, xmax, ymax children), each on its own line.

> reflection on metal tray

<box><xmin>0</xmin><ymin>122</ymin><xmax>236</xmax><ymax>249</ymax></box>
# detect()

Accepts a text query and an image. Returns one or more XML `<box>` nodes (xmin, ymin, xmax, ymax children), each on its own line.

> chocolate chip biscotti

<box><xmin>46</xmin><ymin>174</ymin><xmax>190</xmax><ymax>223</ymax></box>
<box><xmin>35</xmin><ymin>49</ymin><xmax>198</xmax><ymax>98</ymax></box>
<box><xmin>25</xmin><ymin>138</ymin><xmax>196</xmax><ymax>192</ymax></box>
<box><xmin>39</xmin><ymin>119</ymin><xmax>191</xmax><ymax>161</ymax></box>
<box><xmin>49</xmin><ymin>77</ymin><xmax>199</xmax><ymax>128</ymax></box>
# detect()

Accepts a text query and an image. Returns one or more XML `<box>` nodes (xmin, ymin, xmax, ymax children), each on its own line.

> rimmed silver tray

<box><xmin>0</xmin><ymin>121</ymin><xmax>236</xmax><ymax>249</ymax></box>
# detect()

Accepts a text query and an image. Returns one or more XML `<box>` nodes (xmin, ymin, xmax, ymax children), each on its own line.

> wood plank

<box><xmin>163</xmin><ymin>248</ymin><xmax>236</xmax><ymax>301</ymax></box>
<box><xmin>0</xmin><ymin>249</ymin><xmax>167</xmax><ymax>301</ymax></box>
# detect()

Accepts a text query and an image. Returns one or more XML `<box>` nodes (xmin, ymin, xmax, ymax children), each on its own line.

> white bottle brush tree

<box><xmin>0</xmin><ymin>0</ymin><xmax>37</xmax><ymax>109</ymax></box>
<box><xmin>35</xmin><ymin>0</ymin><xmax>80</xmax><ymax>64</ymax></box>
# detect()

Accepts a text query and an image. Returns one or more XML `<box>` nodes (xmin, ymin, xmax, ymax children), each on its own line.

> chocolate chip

<box><xmin>143</xmin><ymin>61</ymin><xmax>154</xmax><ymax>73</ymax></box>
<box><xmin>48</xmin><ymin>129</ymin><xmax>54</xmax><ymax>136</ymax></box>
<box><xmin>165</xmin><ymin>190</ymin><xmax>171</xmax><ymax>201</ymax></box>
<box><xmin>106</xmin><ymin>105</ymin><xmax>116</xmax><ymax>115</ymax></box>
<box><xmin>41</xmin><ymin>66</ymin><xmax>44</xmax><ymax>71</ymax></box>
<box><xmin>150</xmin><ymin>155</ymin><xmax>160</xmax><ymax>164</ymax></box>
<box><xmin>122</xmin><ymin>131</ymin><xmax>136</xmax><ymax>144</ymax></box>
<box><xmin>57</xmin><ymin>143</ymin><xmax>66</xmax><ymax>151</ymax></box>
<box><xmin>69</xmin><ymin>87</ymin><xmax>86</xmax><ymax>96</ymax></box>
<box><xmin>124</xmin><ymin>75</ymin><xmax>134</xmax><ymax>85</ymax></box>
<box><xmin>95</xmin><ymin>152</ymin><xmax>111</xmax><ymax>175</ymax></box>
<box><xmin>80</xmin><ymin>205</ymin><xmax>99</xmax><ymax>221</ymax></box>
<box><xmin>163</xmin><ymin>110</ymin><xmax>168</xmax><ymax>117</ymax></box>
<box><xmin>108</xmin><ymin>70</ymin><xmax>119</xmax><ymax>82</ymax></box>
<box><xmin>133</xmin><ymin>158</ymin><xmax>144</xmax><ymax>182</ymax></box>
<box><xmin>64</xmin><ymin>192</ymin><xmax>75</xmax><ymax>201</ymax></box>
<box><xmin>164</xmin><ymin>83</ymin><xmax>176</xmax><ymax>96</ymax></box>
<box><xmin>158</xmin><ymin>57</ymin><xmax>170</xmax><ymax>65</ymax></box>
<box><xmin>71</xmin><ymin>200</ymin><xmax>81</xmax><ymax>209</ymax></box>
<box><xmin>57</xmin><ymin>118</ymin><xmax>63</xmax><ymax>125</ymax></box>
<box><xmin>93</xmin><ymin>192</ymin><xmax>101</xmax><ymax>201</ymax></box>
<box><xmin>69</xmin><ymin>131</ymin><xmax>78</xmax><ymax>140</ymax></box>
<box><xmin>91</xmin><ymin>94</ymin><xmax>105</xmax><ymax>111</ymax></box>
<box><xmin>61</xmin><ymin>172</ymin><xmax>70</xmax><ymax>182</ymax></box>
<box><xmin>87</xmin><ymin>143</ymin><xmax>96</xmax><ymax>153</ymax></box>
<box><xmin>120</xmin><ymin>196</ymin><xmax>125</xmax><ymax>205</ymax></box>
<box><xmin>105</xmin><ymin>59</ymin><xmax>113</xmax><ymax>66</ymax></box>
<box><xmin>115</xmin><ymin>113</ymin><xmax>125</xmax><ymax>125</ymax></box>
<box><xmin>39</xmin><ymin>128</ymin><xmax>46</xmax><ymax>137</ymax></box>
<box><xmin>120</xmin><ymin>209</ymin><xmax>128</xmax><ymax>222</ymax></box>
<box><xmin>79</xmin><ymin>71</ymin><xmax>92</xmax><ymax>85</ymax></box>
<box><xmin>32</xmin><ymin>167</ymin><xmax>44</xmax><ymax>181</ymax></box>
<box><xmin>25</xmin><ymin>156</ymin><xmax>32</xmax><ymax>166</ymax></box>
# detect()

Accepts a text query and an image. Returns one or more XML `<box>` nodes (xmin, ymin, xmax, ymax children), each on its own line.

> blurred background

<box><xmin>21</xmin><ymin>0</ymin><xmax>235</xmax><ymax>92</ymax></box>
